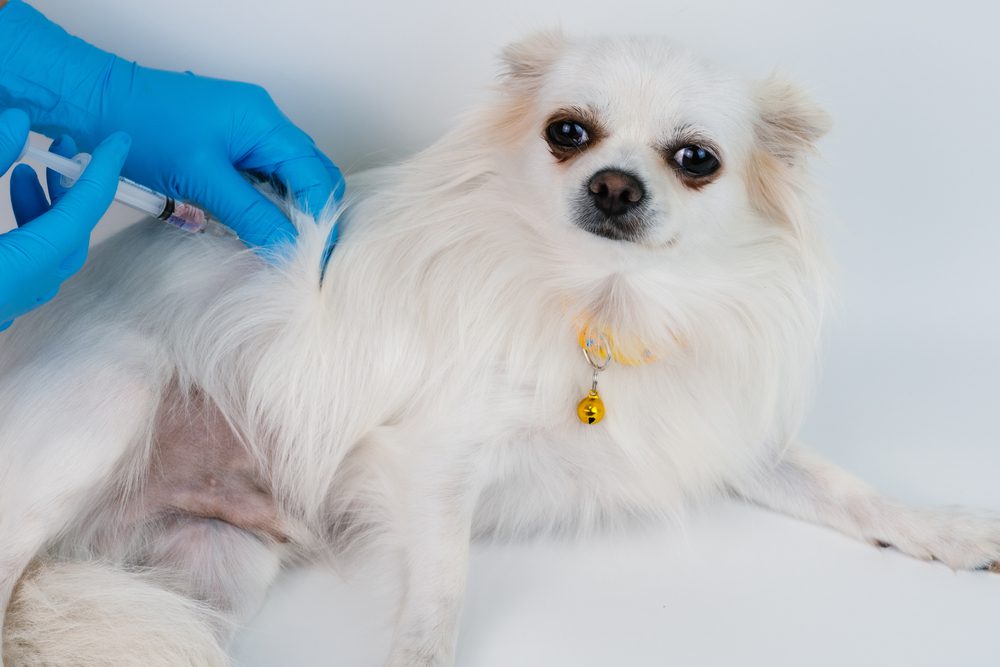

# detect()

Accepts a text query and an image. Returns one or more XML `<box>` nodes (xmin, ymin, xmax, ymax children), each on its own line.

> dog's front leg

<box><xmin>385</xmin><ymin>467</ymin><xmax>478</xmax><ymax>667</ymax></box>
<box><xmin>732</xmin><ymin>445</ymin><xmax>1000</xmax><ymax>571</ymax></box>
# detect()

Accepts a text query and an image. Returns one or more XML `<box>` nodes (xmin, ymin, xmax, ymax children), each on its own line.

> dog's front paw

<box><xmin>868</xmin><ymin>505</ymin><xmax>1000</xmax><ymax>571</ymax></box>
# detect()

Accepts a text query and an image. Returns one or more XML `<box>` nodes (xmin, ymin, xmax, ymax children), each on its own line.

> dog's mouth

<box><xmin>571</xmin><ymin>198</ymin><xmax>651</xmax><ymax>243</ymax></box>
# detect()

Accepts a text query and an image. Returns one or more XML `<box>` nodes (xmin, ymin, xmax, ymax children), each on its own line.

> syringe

<box><xmin>17</xmin><ymin>139</ymin><xmax>208</xmax><ymax>233</ymax></box>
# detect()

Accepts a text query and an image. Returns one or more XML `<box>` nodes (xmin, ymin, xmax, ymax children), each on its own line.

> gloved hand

<box><xmin>0</xmin><ymin>108</ymin><xmax>130</xmax><ymax>331</ymax></box>
<box><xmin>0</xmin><ymin>0</ymin><xmax>344</xmax><ymax>253</ymax></box>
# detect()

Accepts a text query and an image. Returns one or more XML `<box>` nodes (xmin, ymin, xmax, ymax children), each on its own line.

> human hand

<box><xmin>96</xmin><ymin>68</ymin><xmax>345</xmax><ymax>251</ymax></box>
<box><xmin>0</xmin><ymin>108</ymin><xmax>130</xmax><ymax>331</ymax></box>
<box><xmin>0</xmin><ymin>1</ymin><xmax>344</xmax><ymax>253</ymax></box>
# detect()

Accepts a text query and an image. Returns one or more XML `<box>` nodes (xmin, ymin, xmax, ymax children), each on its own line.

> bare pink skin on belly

<box><xmin>144</xmin><ymin>383</ymin><xmax>289</xmax><ymax>543</ymax></box>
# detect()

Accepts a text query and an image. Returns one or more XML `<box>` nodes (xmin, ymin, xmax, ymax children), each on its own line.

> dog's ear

<box><xmin>753</xmin><ymin>75</ymin><xmax>831</xmax><ymax>167</ymax></box>
<box><xmin>747</xmin><ymin>77</ymin><xmax>830</xmax><ymax>237</ymax></box>
<box><xmin>500</xmin><ymin>30</ymin><xmax>571</xmax><ymax>89</ymax></box>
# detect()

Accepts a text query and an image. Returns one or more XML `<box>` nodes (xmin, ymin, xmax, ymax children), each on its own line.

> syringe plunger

<box><xmin>17</xmin><ymin>139</ymin><xmax>207</xmax><ymax>234</ymax></box>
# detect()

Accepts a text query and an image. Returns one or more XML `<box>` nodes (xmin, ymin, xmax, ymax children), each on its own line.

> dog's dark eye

<box><xmin>672</xmin><ymin>145</ymin><xmax>720</xmax><ymax>177</ymax></box>
<box><xmin>546</xmin><ymin>121</ymin><xmax>591</xmax><ymax>149</ymax></box>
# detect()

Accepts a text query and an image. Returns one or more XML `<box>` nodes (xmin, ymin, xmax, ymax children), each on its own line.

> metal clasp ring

<box><xmin>581</xmin><ymin>332</ymin><xmax>613</xmax><ymax>372</ymax></box>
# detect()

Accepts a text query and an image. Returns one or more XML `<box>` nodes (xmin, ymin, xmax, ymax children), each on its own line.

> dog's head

<box><xmin>494</xmin><ymin>32</ymin><xmax>830</xmax><ymax>252</ymax></box>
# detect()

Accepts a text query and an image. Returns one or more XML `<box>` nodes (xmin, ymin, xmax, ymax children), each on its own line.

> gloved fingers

<box><xmin>37</xmin><ymin>284</ymin><xmax>60</xmax><ymax>305</ymax></box>
<box><xmin>58</xmin><ymin>245</ymin><xmax>89</xmax><ymax>279</ymax></box>
<box><xmin>235</xmin><ymin>122</ymin><xmax>342</xmax><ymax>219</ymax></box>
<box><xmin>10</xmin><ymin>136</ymin><xmax>82</xmax><ymax>226</ymax></box>
<box><xmin>321</xmin><ymin>222</ymin><xmax>339</xmax><ymax>273</ymax></box>
<box><xmin>316</xmin><ymin>150</ymin><xmax>346</xmax><ymax>204</ymax></box>
<box><xmin>314</xmin><ymin>151</ymin><xmax>344</xmax><ymax>264</ymax></box>
<box><xmin>10</xmin><ymin>164</ymin><xmax>50</xmax><ymax>227</ymax></box>
<box><xmin>45</xmin><ymin>135</ymin><xmax>79</xmax><ymax>204</ymax></box>
<box><xmin>200</xmin><ymin>165</ymin><xmax>298</xmax><ymax>251</ymax></box>
<box><xmin>271</xmin><ymin>151</ymin><xmax>343</xmax><ymax>218</ymax></box>
<box><xmin>0</xmin><ymin>109</ymin><xmax>31</xmax><ymax>174</ymax></box>
<box><xmin>234</xmin><ymin>119</ymin><xmax>315</xmax><ymax>172</ymax></box>
<box><xmin>25</xmin><ymin>132</ymin><xmax>129</xmax><ymax>257</ymax></box>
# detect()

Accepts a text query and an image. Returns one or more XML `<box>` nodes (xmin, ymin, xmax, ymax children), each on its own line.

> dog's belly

<box><xmin>142</xmin><ymin>383</ymin><xmax>289</xmax><ymax>543</ymax></box>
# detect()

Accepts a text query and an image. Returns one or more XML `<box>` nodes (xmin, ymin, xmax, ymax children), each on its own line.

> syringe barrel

<box><xmin>21</xmin><ymin>142</ymin><xmax>168</xmax><ymax>219</ymax></box>
<box><xmin>113</xmin><ymin>178</ymin><xmax>170</xmax><ymax>218</ymax></box>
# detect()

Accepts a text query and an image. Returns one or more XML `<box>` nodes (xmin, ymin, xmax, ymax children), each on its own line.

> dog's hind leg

<box><xmin>139</xmin><ymin>517</ymin><xmax>285</xmax><ymax>636</ymax></box>
<box><xmin>129</xmin><ymin>380</ymin><xmax>290</xmax><ymax>637</ymax></box>
<box><xmin>0</xmin><ymin>341</ymin><xmax>166</xmax><ymax>659</ymax></box>
<box><xmin>732</xmin><ymin>445</ymin><xmax>1000</xmax><ymax>571</ymax></box>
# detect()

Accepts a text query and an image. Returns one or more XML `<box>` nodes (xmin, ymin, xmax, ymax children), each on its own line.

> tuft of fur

<box><xmin>3</xmin><ymin>561</ymin><xmax>228</xmax><ymax>667</ymax></box>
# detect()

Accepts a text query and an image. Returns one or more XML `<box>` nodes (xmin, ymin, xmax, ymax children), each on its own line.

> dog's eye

<box><xmin>672</xmin><ymin>145</ymin><xmax>720</xmax><ymax>177</ymax></box>
<box><xmin>546</xmin><ymin>121</ymin><xmax>591</xmax><ymax>149</ymax></box>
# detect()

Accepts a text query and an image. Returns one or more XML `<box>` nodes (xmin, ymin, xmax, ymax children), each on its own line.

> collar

<box><xmin>576</xmin><ymin>325</ymin><xmax>658</xmax><ymax>367</ymax></box>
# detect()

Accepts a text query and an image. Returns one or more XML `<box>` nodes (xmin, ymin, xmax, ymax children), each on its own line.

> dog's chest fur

<box><xmin>468</xmin><ymin>365</ymin><xmax>757</xmax><ymax>537</ymax></box>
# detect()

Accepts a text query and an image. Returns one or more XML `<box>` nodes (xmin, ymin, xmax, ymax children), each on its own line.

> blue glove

<box><xmin>0</xmin><ymin>0</ymin><xmax>344</xmax><ymax>252</ymax></box>
<box><xmin>0</xmin><ymin>108</ymin><xmax>130</xmax><ymax>331</ymax></box>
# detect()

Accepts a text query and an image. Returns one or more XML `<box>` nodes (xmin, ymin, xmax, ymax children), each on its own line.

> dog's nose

<box><xmin>587</xmin><ymin>169</ymin><xmax>645</xmax><ymax>217</ymax></box>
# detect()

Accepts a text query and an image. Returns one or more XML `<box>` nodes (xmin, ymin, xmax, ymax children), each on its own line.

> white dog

<box><xmin>1</xmin><ymin>32</ymin><xmax>997</xmax><ymax>667</ymax></box>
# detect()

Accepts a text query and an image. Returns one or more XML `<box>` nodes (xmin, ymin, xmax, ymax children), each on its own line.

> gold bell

<box><xmin>577</xmin><ymin>389</ymin><xmax>605</xmax><ymax>425</ymax></box>
<box><xmin>578</xmin><ymin>331</ymin><xmax>612</xmax><ymax>425</ymax></box>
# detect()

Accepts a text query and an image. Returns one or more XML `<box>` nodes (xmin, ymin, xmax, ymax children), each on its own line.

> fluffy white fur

<box><xmin>4</xmin><ymin>562</ymin><xmax>228</xmax><ymax>666</ymax></box>
<box><xmin>2</xmin><ymin>32</ymin><xmax>999</xmax><ymax>666</ymax></box>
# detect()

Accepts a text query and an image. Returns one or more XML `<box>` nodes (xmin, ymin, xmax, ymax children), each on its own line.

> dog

<box><xmin>2</xmin><ymin>31</ymin><xmax>998</xmax><ymax>667</ymax></box>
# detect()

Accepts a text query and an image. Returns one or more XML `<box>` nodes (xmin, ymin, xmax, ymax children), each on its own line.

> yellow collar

<box><xmin>577</xmin><ymin>326</ymin><xmax>657</xmax><ymax>367</ymax></box>
<box><xmin>574</xmin><ymin>319</ymin><xmax>679</xmax><ymax>424</ymax></box>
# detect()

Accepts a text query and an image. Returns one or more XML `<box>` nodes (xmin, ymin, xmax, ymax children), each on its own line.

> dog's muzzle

<box><xmin>573</xmin><ymin>169</ymin><xmax>649</xmax><ymax>242</ymax></box>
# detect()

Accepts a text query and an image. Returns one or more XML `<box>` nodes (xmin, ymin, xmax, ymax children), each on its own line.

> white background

<box><xmin>4</xmin><ymin>0</ymin><xmax>1000</xmax><ymax>665</ymax></box>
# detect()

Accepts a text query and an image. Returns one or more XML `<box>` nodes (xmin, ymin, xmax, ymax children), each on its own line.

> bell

<box><xmin>577</xmin><ymin>390</ymin><xmax>605</xmax><ymax>425</ymax></box>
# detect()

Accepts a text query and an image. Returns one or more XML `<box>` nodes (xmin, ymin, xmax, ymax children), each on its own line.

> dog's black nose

<box><xmin>587</xmin><ymin>169</ymin><xmax>645</xmax><ymax>217</ymax></box>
